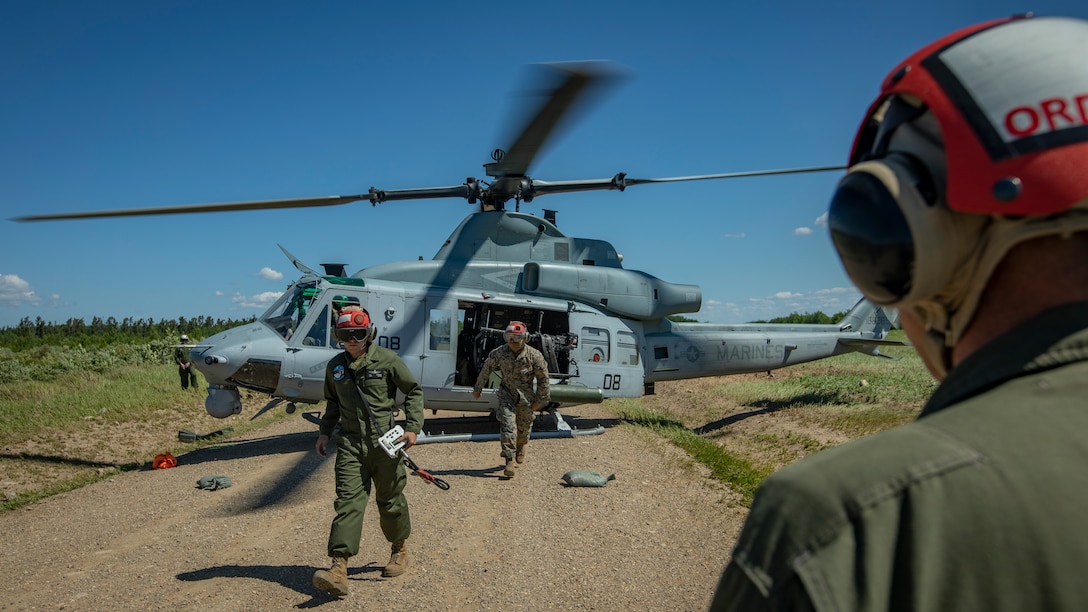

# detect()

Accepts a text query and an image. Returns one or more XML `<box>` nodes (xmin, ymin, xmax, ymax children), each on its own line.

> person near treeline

<box><xmin>174</xmin><ymin>334</ymin><xmax>198</xmax><ymax>390</ymax></box>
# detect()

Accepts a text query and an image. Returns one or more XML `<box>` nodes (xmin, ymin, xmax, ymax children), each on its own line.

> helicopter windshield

<box><xmin>260</xmin><ymin>282</ymin><xmax>321</xmax><ymax>340</ymax></box>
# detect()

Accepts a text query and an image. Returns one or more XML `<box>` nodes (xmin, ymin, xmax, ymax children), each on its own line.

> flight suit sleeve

<box><xmin>709</xmin><ymin>556</ymin><xmax>818</xmax><ymax>612</ymax></box>
<box><xmin>709</xmin><ymin>562</ymin><xmax>772</xmax><ymax>612</ymax></box>
<box><xmin>318</xmin><ymin>365</ymin><xmax>342</xmax><ymax>438</ymax></box>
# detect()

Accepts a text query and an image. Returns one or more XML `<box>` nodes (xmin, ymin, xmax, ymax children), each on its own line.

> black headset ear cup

<box><xmin>829</xmin><ymin>163</ymin><xmax>917</xmax><ymax>305</ymax></box>
<box><xmin>883</xmin><ymin>152</ymin><xmax>939</xmax><ymax>207</ymax></box>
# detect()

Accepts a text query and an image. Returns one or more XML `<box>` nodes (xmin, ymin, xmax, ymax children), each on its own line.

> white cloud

<box><xmin>259</xmin><ymin>267</ymin><xmax>283</xmax><ymax>281</ymax></box>
<box><xmin>814</xmin><ymin>286</ymin><xmax>854</xmax><ymax>295</ymax></box>
<box><xmin>723</xmin><ymin>232</ymin><xmax>746</xmax><ymax>239</ymax></box>
<box><xmin>814</xmin><ymin>212</ymin><xmax>828</xmax><ymax>227</ymax></box>
<box><xmin>0</xmin><ymin>274</ymin><xmax>40</xmax><ymax>306</ymax></box>
<box><xmin>231</xmin><ymin>290</ymin><xmax>282</xmax><ymax>309</ymax></box>
<box><xmin>215</xmin><ymin>290</ymin><xmax>224</xmax><ymax>296</ymax></box>
<box><xmin>793</xmin><ymin>227</ymin><xmax>814</xmax><ymax>236</ymax></box>
<box><xmin>773</xmin><ymin>291</ymin><xmax>803</xmax><ymax>299</ymax></box>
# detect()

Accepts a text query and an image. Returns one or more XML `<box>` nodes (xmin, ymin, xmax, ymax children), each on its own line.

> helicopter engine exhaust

<box><xmin>521</xmin><ymin>262</ymin><xmax>701</xmax><ymax>320</ymax></box>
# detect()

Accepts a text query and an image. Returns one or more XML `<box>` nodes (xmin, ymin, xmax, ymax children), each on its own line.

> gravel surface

<box><xmin>0</xmin><ymin>404</ymin><xmax>746</xmax><ymax>611</ymax></box>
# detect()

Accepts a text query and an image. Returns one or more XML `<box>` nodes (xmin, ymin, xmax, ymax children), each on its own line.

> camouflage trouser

<box><xmin>496</xmin><ymin>392</ymin><xmax>534</xmax><ymax>459</ymax></box>
<box><xmin>327</xmin><ymin>434</ymin><xmax>411</xmax><ymax>558</ymax></box>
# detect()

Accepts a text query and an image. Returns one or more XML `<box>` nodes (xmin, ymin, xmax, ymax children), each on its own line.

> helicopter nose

<box><xmin>189</xmin><ymin>322</ymin><xmax>286</xmax><ymax>393</ymax></box>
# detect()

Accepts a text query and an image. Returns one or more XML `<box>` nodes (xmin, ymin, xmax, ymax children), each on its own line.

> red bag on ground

<box><xmin>152</xmin><ymin>452</ymin><xmax>177</xmax><ymax>469</ymax></box>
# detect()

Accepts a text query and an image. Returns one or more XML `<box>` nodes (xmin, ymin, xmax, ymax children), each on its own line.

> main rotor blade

<box><xmin>620</xmin><ymin>165</ymin><xmax>848</xmax><ymax>186</ymax></box>
<box><xmin>12</xmin><ymin>195</ymin><xmax>369</xmax><ymax>221</ymax></box>
<box><xmin>524</xmin><ymin>165</ymin><xmax>847</xmax><ymax>198</ymax></box>
<box><xmin>487</xmin><ymin>61</ymin><xmax>624</xmax><ymax>180</ymax></box>
<box><xmin>12</xmin><ymin>185</ymin><xmax>475</xmax><ymax>222</ymax></box>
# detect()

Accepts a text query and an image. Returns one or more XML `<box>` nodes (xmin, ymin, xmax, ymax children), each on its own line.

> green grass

<box><xmin>610</xmin><ymin>339</ymin><xmax>933</xmax><ymax>506</ymax></box>
<box><xmin>0</xmin><ymin>352</ymin><xmax>294</xmax><ymax>512</ymax></box>
<box><xmin>2</xmin><ymin>337</ymin><xmax>933</xmax><ymax>511</ymax></box>
<box><xmin>0</xmin><ymin>364</ymin><xmax>188</xmax><ymax>446</ymax></box>
<box><xmin>610</xmin><ymin>401</ymin><xmax>773</xmax><ymax>504</ymax></box>
<box><xmin>0</xmin><ymin>461</ymin><xmax>134</xmax><ymax>512</ymax></box>
<box><xmin>708</xmin><ymin>346</ymin><xmax>934</xmax><ymax>436</ymax></box>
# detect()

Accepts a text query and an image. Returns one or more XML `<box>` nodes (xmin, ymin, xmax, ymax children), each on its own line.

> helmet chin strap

<box><xmin>907</xmin><ymin>206</ymin><xmax>1088</xmax><ymax>378</ymax></box>
<box><xmin>904</xmin><ymin>296</ymin><xmax>962</xmax><ymax>379</ymax></box>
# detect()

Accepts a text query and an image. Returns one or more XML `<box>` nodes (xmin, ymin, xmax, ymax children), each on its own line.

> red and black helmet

<box><xmin>503</xmin><ymin>321</ymin><xmax>528</xmax><ymax>343</ymax></box>
<box><xmin>830</xmin><ymin>15</ymin><xmax>1088</xmax><ymax>306</ymax></box>
<box><xmin>848</xmin><ymin>14</ymin><xmax>1088</xmax><ymax>215</ymax></box>
<box><xmin>334</xmin><ymin>308</ymin><xmax>375</xmax><ymax>343</ymax></box>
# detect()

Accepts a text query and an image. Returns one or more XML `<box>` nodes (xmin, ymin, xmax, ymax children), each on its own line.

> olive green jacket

<box><xmin>319</xmin><ymin>343</ymin><xmax>425</xmax><ymax>441</ymax></box>
<box><xmin>711</xmin><ymin>301</ymin><xmax>1088</xmax><ymax>611</ymax></box>
<box><xmin>472</xmin><ymin>343</ymin><xmax>550</xmax><ymax>406</ymax></box>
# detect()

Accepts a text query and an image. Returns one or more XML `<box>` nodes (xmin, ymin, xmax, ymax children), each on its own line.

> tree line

<box><xmin>0</xmin><ymin>315</ymin><xmax>257</xmax><ymax>352</ymax></box>
<box><xmin>751</xmin><ymin>309</ymin><xmax>849</xmax><ymax>325</ymax></box>
<box><xmin>669</xmin><ymin>309</ymin><xmax>849</xmax><ymax>325</ymax></box>
<box><xmin>4</xmin><ymin>308</ymin><xmax>845</xmax><ymax>351</ymax></box>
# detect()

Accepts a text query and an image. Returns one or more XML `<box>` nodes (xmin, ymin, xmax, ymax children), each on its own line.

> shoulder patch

<box><xmin>332</xmin><ymin>364</ymin><xmax>346</xmax><ymax>382</ymax></box>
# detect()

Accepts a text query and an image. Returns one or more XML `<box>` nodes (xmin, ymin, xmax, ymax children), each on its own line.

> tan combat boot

<box><xmin>515</xmin><ymin>444</ymin><xmax>526</xmax><ymax>464</ymax></box>
<box><xmin>382</xmin><ymin>540</ymin><xmax>409</xmax><ymax>577</ymax></box>
<box><xmin>313</xmin><ymin>555</ymin><xmax>349</xmax><ymax>596</ymax></box>
<box><xmin>504</xmin><ymin>457</ymin><xmax>516</xmax><ymax>477</ymax></box>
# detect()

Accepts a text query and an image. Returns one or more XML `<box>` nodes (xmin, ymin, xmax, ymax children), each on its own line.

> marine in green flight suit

<box><xmin>711</xmin><ymin>15</ymin><xmax>1088</xmax><ymax>611</ymax></box>
<box><xmin>712</xmin><ymin>304</ymin><xmax>1088</xmax><ymax>611</ymax></box>
<box><xmin>312</xmin><ymin>308</ymin><xmax>424</xmax><ymax>596</ymax></box>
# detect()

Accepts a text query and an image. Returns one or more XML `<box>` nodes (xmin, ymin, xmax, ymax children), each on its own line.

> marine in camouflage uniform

<box><xmin>472</xmin><ymin>321</ymin><xmax>550</xmax><ymax>477</ymax></box>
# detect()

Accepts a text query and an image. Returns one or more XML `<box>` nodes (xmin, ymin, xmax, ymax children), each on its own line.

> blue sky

<box><xmin>2</xmin><ymin>1</ymin><xmax>1084</xmax><ymax>329</ymax></box>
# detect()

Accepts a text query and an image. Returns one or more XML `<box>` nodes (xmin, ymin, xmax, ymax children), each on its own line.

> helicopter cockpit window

<box><xmin>302</xmin><ymin>304</ymin><xmax>330</xmax><ymax>347</ymax></box>
<box><xmin>261</xmin><ymin>283</ymin><xmax>320</xmax><ymax>341</ymax></box>
<box><xmin>581</xmin><ymin>326</ymin><xmax>610</xmax><ymax>364</ymax></box>
<box><xmin>429</xmin><ymin>309</ymin><xmax>452</xmax><ymax>351</ymax></box>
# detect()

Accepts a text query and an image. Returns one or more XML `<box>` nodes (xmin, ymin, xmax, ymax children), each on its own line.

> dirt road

<box><xmin>0</xmin><ymin>405</ymin><xmax>745</xmax><ymax>611</ymax></box>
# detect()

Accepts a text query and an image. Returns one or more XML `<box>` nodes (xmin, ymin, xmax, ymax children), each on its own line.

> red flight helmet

<box><xmin>829</xmin><ymin>15</ymin><xmax>1088</xmax><ymax>306</ymax></box>
<box><xmin>846</xmin><ymin>14</ymin><xmax>1088</xmax><ymax>216</ymax></box>
<box><xmin>504</xmin><ymin>321</ymin><xmax>528</xmax><ymax>343</ymax></box>
<box><xmin>334</xmin><ymin>307</ymin><xmax>376</xmax><ymax>343</ymax></box>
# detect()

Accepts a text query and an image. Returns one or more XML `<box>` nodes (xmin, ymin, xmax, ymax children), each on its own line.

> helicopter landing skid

<box><xmin>550</xmin><ymin>408</ymin><xmax>572</xmax><ymax>432</ymax></box>
<box><xmin>415</xmin><ymin>408</ymin><xmax>603</xmax><ymax>445</ymax></box>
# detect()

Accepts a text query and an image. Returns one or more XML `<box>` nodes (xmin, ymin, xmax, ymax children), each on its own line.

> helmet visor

<box><xmin>828</xmin><ymin>171</ymin><xmax>916</xmax><ymax>305</ymax></box>
<box><xmin>334</xmin><ymin>327</ymin><xmax>371</xmax><ymax>343</ymax></box>
<box><xmin>503</xmin><ymin>331</ymin><xmax>526</xmax><ymax>343</ymax></box>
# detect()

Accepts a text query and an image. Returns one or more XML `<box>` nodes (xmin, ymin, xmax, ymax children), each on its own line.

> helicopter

<box><xmin>15</xmin><ymin>61</ymin><xmax>903</xmax><ymax>430</ymax></box>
